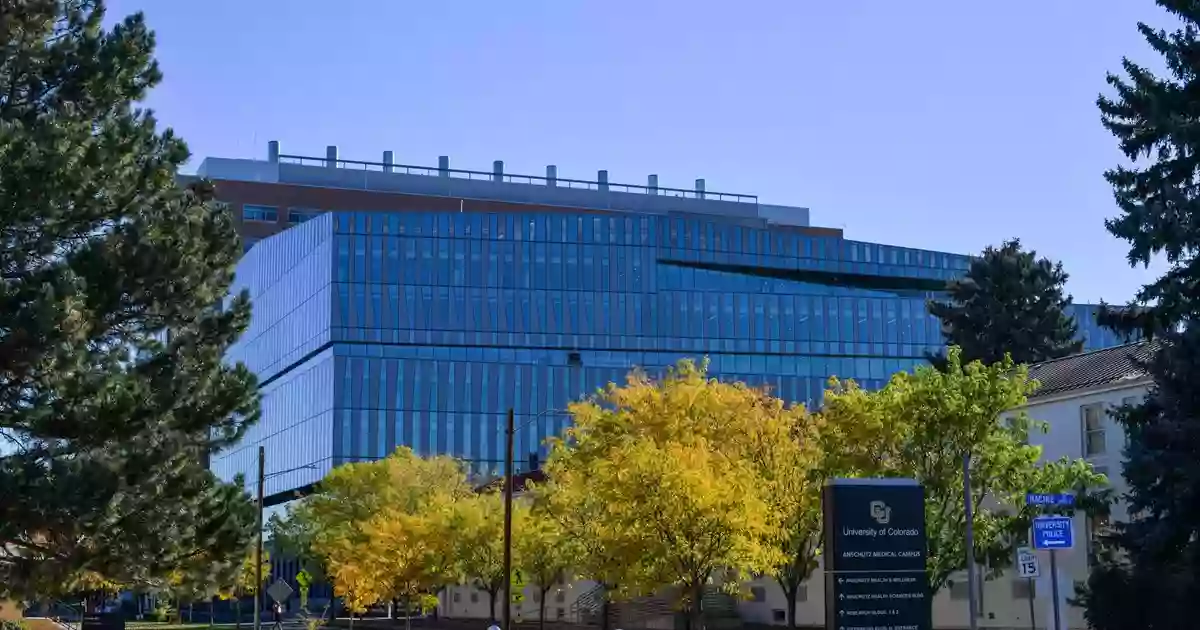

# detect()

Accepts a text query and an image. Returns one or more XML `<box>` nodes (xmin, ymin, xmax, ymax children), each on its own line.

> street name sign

<box><xmin>1032</xmin><ymin>516</ymin><xmax>1075</xmax><ymax>550</ymax></box>
<box><xmin>822</xmin><ymin>478</ymin><xmax>931</xmax><ymax>630</ymax></box>
<box><xmin>1016</xmin><ymin>547</ymin><xmax>1040</xmax><ymax>578</ymax></box>
<box><xmin>1026</xmin><ymin>493</ymin><xmax>1075</xmax><ymax>507</ymax></box>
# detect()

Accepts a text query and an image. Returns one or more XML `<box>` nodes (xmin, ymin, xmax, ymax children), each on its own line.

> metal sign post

<box><xmin>1026</xmin><ymin>493</ymin><xmax>1074</xmax><ymax>630</ymax></box>
<box><xmin>1015</xmin><ymin>547</ymin><xmax>1040</xmax><ymax>630</ymax></box>
<box><xmin>1031</xmin><ymin>515</ymin><xmax>1074</xmax><ymax>630</ymax></box>
<box><xmin>1049</xmin><ymin>551</ymin><xmax>1061</xmax><ymax>630</ymax></box>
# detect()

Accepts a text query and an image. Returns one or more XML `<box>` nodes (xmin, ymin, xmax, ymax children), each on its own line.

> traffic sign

<box><xmin>1027</xmin><ymin>493</ymin><xmax>1075</xmax><ymax>507</ymax></box>
<box><xmin>267</xmin><ymin>578</ymin><xmax>294</xmax><ymax>603</ymax></box>
<box><xmin>1032</xmin><ymin>516</ymin><xmax>1075</xmax><ymax>550</ymax></box>
<box><xmin>1016</xmin><ymin>546</ymin><xmax>1040</xmax><ymax>578</ymax></box>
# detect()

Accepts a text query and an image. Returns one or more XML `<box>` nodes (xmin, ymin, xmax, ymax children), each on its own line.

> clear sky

<box><xmin>108</xmin><ymin>0</ymin><xmax>1171</xmax><ymax>304</ymax></box>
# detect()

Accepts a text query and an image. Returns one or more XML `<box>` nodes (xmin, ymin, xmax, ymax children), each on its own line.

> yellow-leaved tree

<box><xmin>516</xmin><ymin>510</ymin><xmax>577</xmax><ymax>630</ymax></box>
<box><xmin>764</xmin><ymin>409</ymin><xmax>831</xmax><ymax>630</ymax></box>
<box><xmin>299</xmin><ymin>448</ymin><xmax>471</xmax><ymax>617</ymax></box>
<box><xmin>543</xmin><ymin>359</ymin><xmax>809</xmax><ymax>630</ymax></box>
<box><xmin>449</xmin><ymin>491</ymin><xmax>529</xmax><ymax>623</ymax></box>
<box><xmin>361</xmin><ymin>493</ymin><xmax>460</xmax><ymax>630</ymax></box>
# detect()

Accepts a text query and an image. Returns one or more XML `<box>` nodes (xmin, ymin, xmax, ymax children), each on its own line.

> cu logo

<box><xmin>869</xmin><ymin>500</ymin><xmax>891</xmax><ymax>525</ymax></box>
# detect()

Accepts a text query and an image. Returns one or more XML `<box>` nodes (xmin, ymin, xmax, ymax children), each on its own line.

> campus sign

<box><xmin>822</xmin><ymin>478</ymin><xmax>931</xmax><ymax>630</ymax></box>
<box><xmin>1032</xmin><ymin>515</ymin><xmax>1075</xmax><ymax>550</ymax></box>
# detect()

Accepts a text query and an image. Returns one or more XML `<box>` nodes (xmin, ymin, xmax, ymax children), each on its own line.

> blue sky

<box><xmin>109</xmin><ymin>0</ymin><xmax>1170</xmax><ymax>304</ymax></box>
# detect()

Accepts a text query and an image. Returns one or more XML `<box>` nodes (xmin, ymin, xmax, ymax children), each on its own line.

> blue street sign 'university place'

<box><xmin>1032</xmin><ymin>516</ymin><xmax>1075</xmax><ymax>550</ymax></box>
<box><xmin>1027</xmin><ymin>493</ymin><xmax>1075</xmax><ymax>507</ymax></box>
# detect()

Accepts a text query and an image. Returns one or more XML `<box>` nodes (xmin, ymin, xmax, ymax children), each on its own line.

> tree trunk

<box><xmin>210</xmin><ymin>600</ymin><xmax>215</xmax><ymax>627</ymax></box>
<box><xmin>489</xmin><ymin>590</ymin><xmax>498</xmax><ymax>623</ymax></box>
<box><xmin>538</xmin><ymin>587</ymin><xmax>548</xmax><ymax>630</ymax></box>
<box><xmin>776</xmin><ymin>578</ymin><xmax>798</xmax><ymax>630</ymax></box>
<box><xmin>235</xmin><ymin>597</ymin><xmax>242</xmax><ymax>630</ymax></box>
<box><xmin>600</xmin><ymin>594</ymin><xmax>610</xmax><ymax>630</ymax></box>
<box><xmin>690</xmin><ymin>583</ymin><xmax>704</xmax><ymax>630</ymax></box>
<box><xmin>403</xmin><ymin>599</ymin><xmax>411</xmax><ymax>630</ymax></box>
<box><xmin>188</xmin><ymin>603</ymin><xmax>194</xmax><ymax>624</ymax></box>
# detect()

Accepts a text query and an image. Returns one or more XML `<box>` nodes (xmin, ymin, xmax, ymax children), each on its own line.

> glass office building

<box><xmin>210</xmin><ymin>207</ymin><xmax>1122</xmax><ymax>501</ymax></box>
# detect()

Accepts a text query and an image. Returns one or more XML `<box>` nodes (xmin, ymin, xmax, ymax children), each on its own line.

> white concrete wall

<box><xmin>440</xmin><ymin>580</ymin><xmax>598</xmax><ymax>623</ymax></box>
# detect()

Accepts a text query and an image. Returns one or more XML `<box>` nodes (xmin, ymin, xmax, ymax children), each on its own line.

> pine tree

<box><xmin>0</xmin><ymin>0</ymin><xmax>259</xmax><ymax>598</ymax></box>
<box><xmin>1078</xmin><ymin>2</ymin><xmax>1200</xmax><ymax>627</ymax></box>
<box><xmin>928</xmin><ymin>238</ymin><xmax>1083</xmax><ymax>366</ymax></box>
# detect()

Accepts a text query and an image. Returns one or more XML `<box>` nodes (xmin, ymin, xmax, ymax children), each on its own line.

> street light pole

<box><xmin>254</xmin><ymin>446</ymin><xmax>265</xmax><ymax>630</ymax></box>
<box><xmin>963</xmin><ymin>452</ymin><xmax>979</xmax><ymax>630</ymax></box>
<box><xmin>501</xmin><ymin>408</ymin><xmax>566</xmax><ymax>630</ymax></box>
<box><xmin>502</xmin><ymin>408</ymin><xmax>515</xmax><ymax>630</ymax></box>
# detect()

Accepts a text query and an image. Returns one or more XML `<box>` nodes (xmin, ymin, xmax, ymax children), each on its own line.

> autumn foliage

<box><xmin>271</xmin><ymin>352</ymin><xmax>1100</xmax><ymax>629</ymax></box>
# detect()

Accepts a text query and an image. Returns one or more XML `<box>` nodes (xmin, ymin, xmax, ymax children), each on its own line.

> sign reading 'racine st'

<box><xmin>822</xmin><ymin>478</ymin><xmax>931</xmax><ymax>630</ymax></box>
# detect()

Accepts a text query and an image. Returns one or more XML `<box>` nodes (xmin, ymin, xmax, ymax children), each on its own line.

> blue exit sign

<box><xmin>1027</xmin><ymin>493</ymin><xmax>1075</xmax><ymax>507</ymax></box>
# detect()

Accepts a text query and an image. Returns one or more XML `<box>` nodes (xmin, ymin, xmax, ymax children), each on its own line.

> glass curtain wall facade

<box><xmin>211</xmin><ymin>210</ymin><xmax>1122</xmax><ymax>499</ymax></box>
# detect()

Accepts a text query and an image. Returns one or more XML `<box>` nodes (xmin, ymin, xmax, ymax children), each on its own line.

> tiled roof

<box><xmin>1027</xmin><ymin>341</ymin><xmax>1156</xmax><ymax>400</ymax></box>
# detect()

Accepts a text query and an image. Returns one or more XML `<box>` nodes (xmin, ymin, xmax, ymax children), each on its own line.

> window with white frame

<box><xmin>242</xmin><ymin>204</ymin><xmax>278</xmax><ymax>222</ymax></box>
<box><xmin>1082</xmin><ymin>403</ymin><xmax>1105</xmax><ymax>456</ymax></box>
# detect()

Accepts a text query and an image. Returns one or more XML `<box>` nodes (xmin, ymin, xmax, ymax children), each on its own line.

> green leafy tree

<box><xmin>0</xmin><ymin>0</ymin><xmax>259</xmax><ymax>598</ymax></box>
<box><xmin>820</xmin><ymin>348</ymin><xmax>1105</xmax><ymax>594</ymax></box>
<box><xmin>223</xmin><ymin>551</ymin><xmax>271</xmax><ymax>630</ymax></box>
<box><xmin>268</xmin><ymin>507</ymin><xmax>327</xmax><ymax>586</ymax></box>
<box><xmin>1077</xmin><ymin>3</ymin><xmax>1200</xmax><ymax>627</ymax></box>
<box><xmin>515</xmin><ymin>514</ymin><xmax>576</xmax><ymax>630</ymax></box>
<box><xmin>928</xmin><ymin>239</ymin><xmax>1083</xmax><ymax>367</ymax></box>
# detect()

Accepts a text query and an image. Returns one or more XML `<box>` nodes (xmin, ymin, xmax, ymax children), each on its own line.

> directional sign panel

<box><xmin>1026</xmin><ymin>493</ymin><xmax>1075</xmax><ymax>507</ymax></box>
<box><xmin>1032</xmin><ymin>516</ymin><xmax>1075</xmax><ymax>550</ymax></box>
<box><xmin>826</xmin><ymin>572</ymin><xmax>927</xmax><ymax>630</ymax></box>
<box><xmin>1016</xmin><ymin>547</ymin><xmax>1040</xmax><ymax>578</ymax></box>
<box><xmin>822</xmin><ymin>478</ymin><xmax>931</xmax><ymax>630</ymax></box>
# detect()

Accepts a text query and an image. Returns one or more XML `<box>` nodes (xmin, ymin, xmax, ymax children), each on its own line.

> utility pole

<box><xmin>963</xmin><ymin>453</ymin><xmax>979</xmax><ymax>630</ymax></box>
<box><xmin>254</xmin><ymin>446</ymin><xmax>265</xmax><ymax>630</ymax></box>
<box><xmin>502</xmin><ymin>408</ymin><xmax>515</xmax><ymax>630</ymax></box>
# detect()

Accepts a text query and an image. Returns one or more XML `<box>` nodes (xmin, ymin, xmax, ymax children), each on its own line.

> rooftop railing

<box><xmin>277</xmin><ymin>154</ymin><xmax>758</xmax><ymax>204</ymax></box>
